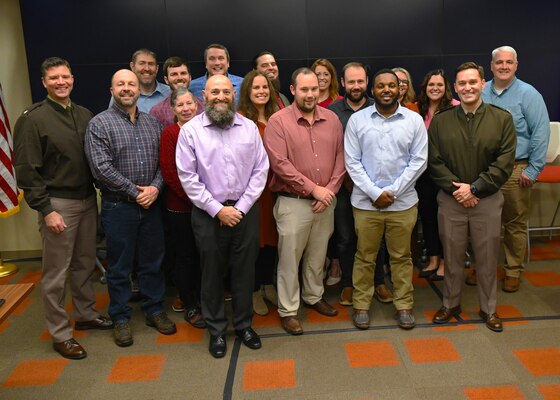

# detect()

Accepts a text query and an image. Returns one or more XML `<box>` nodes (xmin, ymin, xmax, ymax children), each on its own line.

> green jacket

<box><xmin>428</xmin><ymin>103</ymin><xmax>516</xmax><ymax>198</ymax></box>
<box><xmin>13</xmin><ymin>98</ymin><xmax>95</xmax><ymax>216</ymax></box>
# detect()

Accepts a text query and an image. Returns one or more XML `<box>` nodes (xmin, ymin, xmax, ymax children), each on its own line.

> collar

<box><xmin>491</xmin><ymin>76</ymin><xmax>517</xmax><ymax>95</ymax></box>
<box><xmin>110</xmin><ymin>102</ymin><xmax>139</xmax><ymax>121</ymax></box>
<box><xmin>291</xmin><ymin>103</ymin><xmax>326</xmax><ymax>123</ymax></box>
<box><xmin>201</xmin><ymin>111</ymin><xmax>243</xmax><ymax>128</ymax></box>
<box><xmin>343</xmin><ymin>95</ymin><xmax>374</xmax><ymax>112</ymax></box>
<box><xmin>46</xmin><ymin>96</ymin><xmax>71</xmax><ymax>110</ymax></box>
<box><xmin>371</xmin><ymin>102</ymin><xmax>404</xmax><ymax>119</ymax></box>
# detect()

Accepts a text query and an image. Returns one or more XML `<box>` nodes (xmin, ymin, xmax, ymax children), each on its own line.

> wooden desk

<box><xmin>0</xmin><ymin>283</ymin><xmax>34</xmax><ymax>324</ymax></box>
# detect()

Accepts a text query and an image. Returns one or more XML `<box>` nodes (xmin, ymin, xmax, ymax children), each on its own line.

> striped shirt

<box><xmin>85</xmin><ymin>104</ymin><xmax>164</xmax><ymax>198</ymax></box>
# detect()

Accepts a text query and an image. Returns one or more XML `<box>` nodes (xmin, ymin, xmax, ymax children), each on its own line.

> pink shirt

<box><xmin>424</xmin><ymin>99</ymin><xmax>460</xmax><ymax>128</ymax></box>
<box><xmin>264</xmin><ymin>103</ymin><xmax>345</xmax><ymax>196</ymax></box>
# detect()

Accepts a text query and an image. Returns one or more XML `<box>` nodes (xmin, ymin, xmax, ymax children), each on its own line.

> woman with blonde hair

<box><xmin>392</xmin><ymin>67</ymin><xmax>419</xmax><ymax>113</ymax></box>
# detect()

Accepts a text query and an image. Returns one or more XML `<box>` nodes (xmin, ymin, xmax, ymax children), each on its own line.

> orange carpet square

<box><xmin>412</xmin><ymin>270</ymin><xmax>429</xmax><ymax>286</ymax></box>
<box><xmin>107</xmin><ymin>354</ymin><xmax>166</xmax><ymax>383</ymax></box>
<box><xmin>3</xmin><ymin>359</ymin><xmax>68</xmax><ymax>387</ymax></box>
<box><xmin>345</xmin><ymin>341</ymin><xmax>400</xmax><ymax>368</ymax></box>
<box><xmin>495</xmin><ymin>305</ymin><xmax>527</xmax><ymax>326</ymax></box>
<box><xmin>155</xmin><ymin>322</ymin><xmax>204</xmax><ymax>344</ymax></box>
<box><xmin>513</xmin><ymin>348</ymin><xmax>560</xmax><ymax>376</ymax></box>
<box><xmin>524</xmin><ymin>271</ymin><xmax>560</xmax><ymax>287</ymax></box>
<box><xmin>0</xmin><ymin>319</ymin><xmax>11</xmax><ymax>333</ymax></box>
<box><xmin>11</xmin><ymin>297</ymin><xmax>32</xmax><ymax>316</ymax></box>
<box><xmin>17</xmin><ymin>271</ymin><xmax>42</xmax><ymax>285</ymax></box>
<box><xmin>530</xmin><ymin>245</ymin><xmax>560</xmax><ymax>260</ymax></box>
<box><xmin>464</xmin><ymin>385</ymin><xmax>525</xmax><ymax>400</ymax></box>
<box><xmin>305</xmin><ymin>303</ymin><xmax>351</xmax><ymax>323</ymax></box>
<box><xmin>537</xmin><ymin>384</ymin><xmax>560</xmax><ymax>400</ymax></box>
<box><xmin>404</xmin><ymin>337</ymin><xmax>461</xmax><ymax>363</ymax></box>
<box><xmin>424</xmin><ymin>309</ymin><xmax>471</xmax><ymax>322</ymax></box>
<box><xmin>0</xmin><ymin>274</ymin><xmax>14</xmax><ymax>284</ymax></box>
<box><xmin>253</xmin><ymin>307</ymin><xmax>282</xmax><ymax>328</ymax></box>
<box><xmin>243</xmin><ymin>359</ymin><xmax>296</xmax><ymax>391</ymax></box>
<box><xmin>95</xmin><ymin>293</ymin><xmax>110</xmax><ymax>310</ymax></box>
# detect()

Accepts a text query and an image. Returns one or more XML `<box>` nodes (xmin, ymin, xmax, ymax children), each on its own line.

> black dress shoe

<box><xmin>235</xmin><ymin>327</ymin><xmax>262</xmax><ymax>350</ymax></box>
<box><xmin>209</xmin><ymin>335</ymin><xmax>227</xmax><ymax>358</ymax></box>
<box><xmin>432</xmin><ymin>306</ymin><xmax>461</xmax><ymax>324</ymax></box>
<box><xmin>53</xmin><ymin>338</ymin><xmax>87</xmax><ymax>360</ymax></box>
<box><xmin>75</xmin><ymin>315</ymin><xmax>113</xmax><ymax>330</ymax></box>
<box><xmin>419</xmin><ymin>268</ymin><xmax>437</xmax><ymax>278</ymax></box>
<box><xmin>431</xmin><ymin>273</ymin><xmax>444</xmax><ymax>282</ymax></box>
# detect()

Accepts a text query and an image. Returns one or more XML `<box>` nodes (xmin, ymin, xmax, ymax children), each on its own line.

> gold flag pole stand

<box><xmin>0</xmin><ymin>256</ymin><xmax>18</xmax><ymax>278</ymax></box>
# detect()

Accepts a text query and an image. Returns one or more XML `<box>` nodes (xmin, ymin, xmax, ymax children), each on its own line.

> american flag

<box><xmin>0</xmin><ymin>83</ymin><xmax>21</xmax><ymax>218</ymax></box>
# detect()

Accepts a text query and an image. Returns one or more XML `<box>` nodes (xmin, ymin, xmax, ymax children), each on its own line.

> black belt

<box><xmin>102</xmin><ymin>193</ymin><xmax>136</xmax><ymax>203</ymax></box>
<box><xmin>278</xmin><ymin>192</ymin><xmax>314</xmax><ymax>200</ymax></box>
<box><xmin>222</xmin><ymin>200</ymin><xmax>238</xmax><ymax>206</ymax></box>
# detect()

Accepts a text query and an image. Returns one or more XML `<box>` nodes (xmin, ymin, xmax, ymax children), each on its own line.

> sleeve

<box><xmin>13</xmin><ymin>115</ymin><xmax>53</xmax><ymax>215</ymax></box>
<box><xmin>523</xmin><ymin>90</ymin><xmax>550</xmax><ymax>180</ymax></box>
<box><xmin>263</xmin><ymin>115</ymin><xmax>316</xmax><ymax>195</ymax></box>
<box><xmin>325</xmin><ymin>118</ymin><xmax>346</xmax><ymax>194</ymax></box>
<box><xmin>159</xmin><ymin>126</ymin><xmax>189</xmax><ymax>201</ymax></box>
<box><xmin>344</xmin><ymin>115</ymin><xmax>383</xmax><ymax>201</ymax></box>
<box><xmin>84</xmin><ymin>119</ymin><xmax>140</xmax><ymax>198</ymax></box>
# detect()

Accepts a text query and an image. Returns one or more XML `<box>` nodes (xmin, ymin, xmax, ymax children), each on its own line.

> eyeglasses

<box><xmin>399</xmin><ymin>80</ymin><xmax>409</xmax><ymax>86</ymax></box>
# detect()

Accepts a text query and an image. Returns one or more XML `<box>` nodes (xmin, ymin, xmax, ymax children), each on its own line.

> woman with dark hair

<box><xmin>311</xmin><ymin>58</ymin><xmax>343</xmax><ymax>108</ymax></box>
<box><xmin>159</xmin><ymin>88</ymin><xmax>205</xmax><ymax>328</ymax></box>
<box><xmin>416</xmin><ymin>69</ymin><xmax>460</xmax><ymax>280</ymax></box>
<box><xmin>237</xmin><ymin>70</ymin><xmax>280</xmax><ymax>316</ymax></box>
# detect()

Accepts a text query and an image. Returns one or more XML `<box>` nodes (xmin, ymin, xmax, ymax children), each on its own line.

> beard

<box><xmin>205</xmin><ymin>100</ymin><xmax>235</xmax><ymax>129</ymax></box>
<box><xmin>346</xmin><ymin>88</ymin><xmax>366</xmax><ymax>104</ymax></box>
<box><xmin>372</xmin><ymin>92</ymin><xmax>398</xmax><ymax>110</ymax></box>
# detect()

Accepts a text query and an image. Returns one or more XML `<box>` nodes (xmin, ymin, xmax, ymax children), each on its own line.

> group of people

<box><xmin>12</xmin><ymin>43</ymin><xmax>550</xmax><ymax>361</ymax></box>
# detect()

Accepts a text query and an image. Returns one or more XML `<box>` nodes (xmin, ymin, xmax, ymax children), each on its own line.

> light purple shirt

<box><xmin>176</xmin><ymin>112</ymin><xmax>269</xmax><ymax>217</ymax></box>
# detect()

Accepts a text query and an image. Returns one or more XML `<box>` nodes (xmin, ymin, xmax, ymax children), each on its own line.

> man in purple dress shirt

<box><xmin>176</xmin><ymin>75</ymin><xmax>269</xmax><ymax>358</ymax></box>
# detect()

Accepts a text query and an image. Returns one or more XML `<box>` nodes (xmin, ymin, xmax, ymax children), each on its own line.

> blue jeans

<box><xmin>101</xmin><ymin>199</ymin><xmax>165</xmax><ymax>322</ymax></box>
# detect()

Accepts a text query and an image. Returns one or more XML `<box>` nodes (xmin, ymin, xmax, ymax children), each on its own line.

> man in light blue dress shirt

<box><xmin>482</xmin><ymin>46</ymin><xmax>550</xmax><ymax>293</ymax></box>
<box><xmin>345</xmin><ymin>69</ymin><xmax>427</xmax><ymax>330</ymax></box>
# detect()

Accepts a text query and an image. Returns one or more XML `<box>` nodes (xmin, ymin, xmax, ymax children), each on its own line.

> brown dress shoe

<box><xmin>53</xmin><ymin>338</ymin><xmax>87</xmax><ymax>360</ymax></box>
<box><xmin>339</xmin><ymin>287</ymin><xmax>353</xmax><ymax>306</ymax></box>
<box><xmin>374</xmin><ymin>284</ymin><xmax>393</xmax><ymax>303</ymax></box>
<box><xmin>280</xmin><ymin>316</ymin><xmax>304</xmax><ymax>335</ymax></box>
<box><xmin>465</xmin><ymin>269</ymin><xmax>477</xmax><ymax>286</ymax></box>
<box><xmin>75</xmin><ymin>315</ymin><xmax>113</xmax><ymax>330</ymax></box>
<box><xmin>172</xmin><ymin>295</ymin><xmax>185</xmax><ymax>312</ymax></box>
<box><xmin>479</xmin><ymin>311</ymin><xmax>503</xmax><ymax>332</ymax></box>
<box><xmin>503</xmin><ymin>276</ymin><xmax>520</xmax><ymax>292</ymax></box>
<box><xmin>306</xmin><ymin>298</ymin><xmax>338</xmax><ymax>316</ymax></box>
<box><xmin>432</xmin><ymin>306</ymin><xmax>461</xmax><ymax>324</ymax></box>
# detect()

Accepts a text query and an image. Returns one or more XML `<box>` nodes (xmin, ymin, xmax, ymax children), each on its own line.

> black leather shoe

<box><xmin>432</xmin><ymin>306</ymin><xmax>461</xmax><ymax>324</ymax></box>
<box><xmin>209</xmin><ymin>335</ymin><xmax>227</xmax><ymax>358</ymax></box>
<box><xmin>479</xmin><ymin>311</ymin><xmax>503</xmax><ymax>332</ymax></box>
<box><xmin>235</xmin><ymin>327</ymin><xmax>262</xmax><ymax>350</ymax></box>
<box><xmin>75</xmin><ymin>315</ymin><xmax>113</xmax><ymax>330</ymax></box>
<box><xmin>53</xmin><ymin>338</ymin><xmax>87</xmax><ymax>360</ymax></box>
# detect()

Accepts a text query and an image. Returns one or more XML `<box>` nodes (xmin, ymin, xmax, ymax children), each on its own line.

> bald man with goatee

<box><xmin>85</xmin><ymin>69</ymin><xmax>176</xmax><ymax>348</ymax></box>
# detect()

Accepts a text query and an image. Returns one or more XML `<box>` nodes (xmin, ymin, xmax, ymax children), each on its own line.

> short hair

<box><xmin>163</xmin><ymin>56</ymin><xmax>189</xmax><ymax>77</ymax></box>
<box><xmin>252</xmin><ymin>51</ymin><xmax>275</xmax><ymax>70</ymax></box>
<box><xmin>237</xmin><ymin>70</ymin><xmax>279</xmax><ymax>123</ymax></box>
<box><xmin>131</xmin><ymin>48</ymin><xmax>157</xmax><ymax>64</ymax></box>
<box><xmin>169</xmin><ymin>87</ymin><xmax>195</xmax><ymax>108</ymax></box>
<box><xmin>392</xmin><ymin>67</ymin><xmax>416</xmax><ymax>104</ymax></box>
<box><xmin>492</xmin><ymin>45</ymin><xmax>518</xmax><ymax>62</ymax></box>
<box><xmin>373</xmin><ymin>68</ymin><xmax>399</xmax><ymax>83</ymax></box>
<box><xmin>456</xmin><ymin>62</ymin><xmax>484</xmax><ymax>80</ymax></box>
<box><xmin>204</xmin><ymin>43</ymin><xmax>230</xmax><ymax>63</ymax></box>
<box><xmin>311</xmin><ymin>58</ymin><xmax>340</xmax><ymax>102</ymax></box>
<box><xmin>417</xmin><ymin>69</ymin><xmax>455</xmax><ymax>119</ymax></box>
<box><xmin>291</xmin><ymin>67</ymin><xmax>317</xmax><ymax>88</ymax></box>
<box><xmin>341</xmin><ymin>62</ymin><xmax>367</xmax><ymax>81</ymax></box>
<box><xmin>40</xmin><ymin>57</ymin><xmax>71</xmax><ymax>77</ymax></box>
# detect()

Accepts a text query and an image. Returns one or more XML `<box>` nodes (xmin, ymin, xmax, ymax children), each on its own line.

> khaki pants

<box><xmin>274</xmin><ymin>196</ymin><xmax>335</xmax><ymax>317</ymax></box>
<box><xmin>352</xmin><ymin>205</ymin><xmax>417</xmax><ymax>311</ymax></box>
<box><xmin>501</xmin><ymin>162</ymin><xmax>530</xmax><ymax>278</ymax></box>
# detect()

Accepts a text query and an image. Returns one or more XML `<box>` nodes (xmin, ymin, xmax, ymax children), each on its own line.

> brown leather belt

<box><xmin>278</xmin><ymin>192</ymin><xmax>314</xmax><ymax>200</ymax></box>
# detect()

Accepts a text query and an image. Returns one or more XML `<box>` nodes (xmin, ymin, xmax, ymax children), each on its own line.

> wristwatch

<box><xmin>470</xmin><ymin>185</ymin><xmax>479</xmax><ymax>196</ymax></box>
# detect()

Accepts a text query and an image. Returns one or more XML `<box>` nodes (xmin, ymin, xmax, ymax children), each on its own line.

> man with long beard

<box><xmin>344</xmin><ymin>69</ymin><xmax>427</xmax><ymax>330</ymax></box>
<box><xmin>176</xmin><ymin>75</ymin><xmax>269</xmax><ymax>358</ymax></box>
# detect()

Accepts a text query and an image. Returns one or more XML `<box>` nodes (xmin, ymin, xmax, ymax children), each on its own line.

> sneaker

<box><xmin>374</xmin><ymin>284</ymin><xmax>393</xmax><ymax>303</ymax></box>
<box><xmin>113</xmin><ymin>321</ymin><xmax>133</xmax><ymax>347</ymax></box>
<box><xmin>465</xmin><ymin>268</ymin><xmax>477</xmax><ymax>286</ymax></box>
<box><xmin>146</xmin><ymin>312</ymin><xmax>177</xmax><ymax>335</ymax></box>
<box><xmin>252</xmin><ymin>291</ymin><xmax>269</xmax><ymax>316</ymax></box>
<box><xmin>184</xmin><ymin>307</ymin><xmax>206</xmax><ymax>329</ymax></box>
<box><xmin>396</xmin><ymin>309</ymin><xmax>415</xmax><ymax>330</ymax></box>
<box><xmin>503</xmin><ymin>276</ymin><xmax>520</xmax><ymax>292</ymax></box>
<box><xmin>339</xmin><ymin>287</ymin><xmax>353</xmax><ymax>306</ymax></box>
<box><xmin>172</xmin><ymin>295</ymin><xmax>185</xmax><ymax>312</ymax></box>
<box><xmin>262</xmin><ymin>284</ymin><xmax>278</xmax><ymax>306</ymax></box>
<box><xmin>352</xmin><ymin>309</ymin><xmax>370</xmax><ymax>330</ymax></box>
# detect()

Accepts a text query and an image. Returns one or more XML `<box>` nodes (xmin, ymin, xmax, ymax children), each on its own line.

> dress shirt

<box><xmin>85</xmin><ymin>104</ymin><xmax>164</xmax><ymax>198</ymax></box>
<box><xmin>264</xmin><ymin>104</ymin><xmax>345</xmax><ymax>196</ymax></box>
<box><xmin>176</xmin><ymin>112</ymin><xmax>269</xmax><ymax>218</ymax></box>
<box><xmin>150</xmin><ymin>96</ymin><xmax>204</xmax><ymax>127</ymax></box>
<box><xmin>482</xmin><ymin>77</ymin><xmax>550</xmax><ymax>180</ymax></box>
<box><xmin>345</xmin><ymin>104</ymin><xmax>428</xmax><ymax>211</ymax></box>
<box><xmin>189</xmin><ymin>73</ymin><xmax>243</xmax><ymax>104</ymax></box>
<box><xmin>108</xmin><ymin>81</ymin><xmax>171</xmax><ymax>113</ymax></box>
<box><xmin>328</xmin><ymin>96</ymin><xmax>375</xmax><ymax>130</ymax></box>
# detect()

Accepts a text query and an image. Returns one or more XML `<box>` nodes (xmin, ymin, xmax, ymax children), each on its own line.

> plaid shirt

<box><xmin>85</xmin><ymin>104</ymin><xmax>164</xmax><ymax>198</ymax></box>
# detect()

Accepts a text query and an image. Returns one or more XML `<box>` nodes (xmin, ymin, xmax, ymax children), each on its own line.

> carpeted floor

<box><xmin>1</xmin><ymin>239</ymin><xmax>559</xmax><ymax>400</ymax></box>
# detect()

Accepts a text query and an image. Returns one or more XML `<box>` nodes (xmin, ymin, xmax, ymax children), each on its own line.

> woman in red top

<box><xmin>312</xmin><ymin>58</ymin><xmax>343</xmax><ymax>108</ymax></box>
<box><xmin>237</xmin><ymin>70</ymin><xmax>280</xmax><ymax>316</ymax></box>
<box><xmin>393</xmin><ymin>67</ymin><xmax>420</xmax><ymax>113</ymax></box>
<box><xmin>159</xmin><ymin>88</ymin><xmax>204</xmax><ymax>328</ymax></box>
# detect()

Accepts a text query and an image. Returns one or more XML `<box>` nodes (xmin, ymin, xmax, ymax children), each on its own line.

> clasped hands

<box><xmin>452</xmin><ymin>182</ymin><xmax>479</xmax><ymax>208</ymax></box>
<box><xmin>371</xmin><ymin>191</ymin><xmax>396</xmax><ymax>209</ymax></box>
<box><xmin>136</xmin><ymin>185</ymin><xmax>159</xmax><ymax>209</ymax></box>
<box><xmin>311</xmin><ymin>185</ymin><xmax>335</xmax><ymax>213</ymax></box>
<box><xmin>217</xmin><ymin>206</ymin><xmax>243</xmax><ymax>227</ymax></box>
